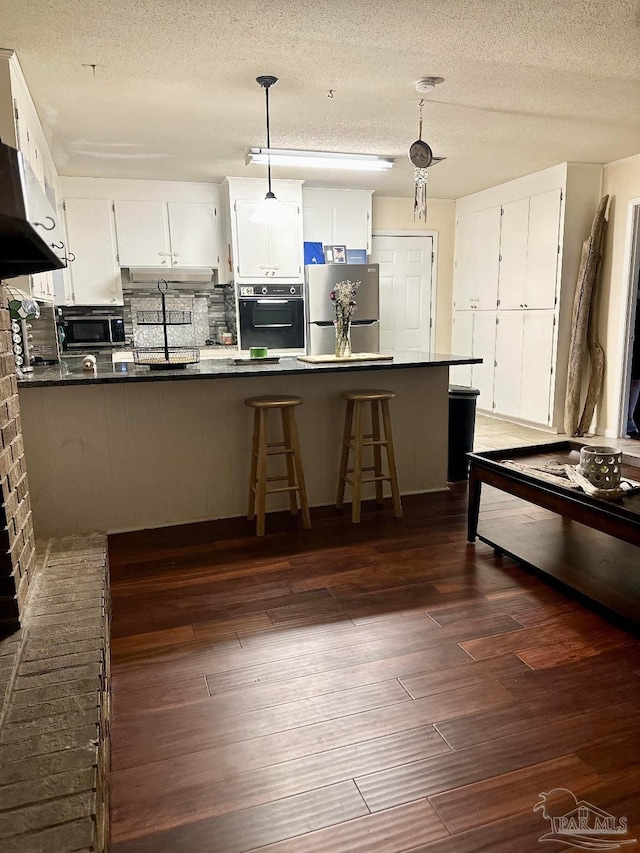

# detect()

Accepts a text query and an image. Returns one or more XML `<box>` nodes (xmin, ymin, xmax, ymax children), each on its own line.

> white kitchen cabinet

<box><xmin>453</xmin><ymin>162</ymin><xmax>602</xmax><ymax>429</ymax></box>
<box><xmin>524</xmin><ymin>189</ymin><xmax>562</xmax><ymax>310</ymax></box>
<box><xmin>64</xmin><ymin>199</ymin><xmax>122</xmax><ymax>305</ymax></box>
<box><xmin>234</xmin><ymin>200</ymin><xmax>301</xmax><ymax>279</ymax></box>
<box><xmin>113</xmin><ymin>200</ymin><xmax>219</xmax><ymax>269</ymax></box>
<box><xmin>302</xmin><ymin>188</ymin><xmax>373</xmax><ymax>252</ymax></box>
<box><xmin>226</xmin><ymin>178</ymin><xmax>304</xmax><ymax>283</ymax></box>
<box><xmin>520</xmin><ymin>311</ymin><xmax>555</xmax><ymax>423</ymax></box>
<box><xmin>167</xmin><ymin>203</ymin><xmax>220</xmax><ymax>267</ymax></box>
<box><xmin>113</xmin><ymin>200</ymin><xmax>171</xmax><ymax>267</ymax></box>
<box><xmin>450</xmin><ymin>311</ymin><xmax>474</xmax><ymax>387</ymax></box>
<box><xmin>453</xmin><ymin>206</ymin><xmax>501</xmax><ymax>310</ymax></box>
<box><xmin>497</xmin><ymin>198</ymin><xmax>529</xmax><ymax>310</ymax></box>
<box><xmin>493</xmin><ymin>310</ymin><xmax>555</xmax><ymax>424</ymax></box>
<box><xmin>450</xmin><ymin>310</ymin><xmax>497</xmax><ymax>411</ymax></box>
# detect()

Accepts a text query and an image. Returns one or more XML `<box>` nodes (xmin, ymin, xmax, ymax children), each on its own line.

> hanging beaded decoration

<box><xmin>409</xmin><ymin>99</ymin><xmax>433</xmax><ymax>222</ymax></box>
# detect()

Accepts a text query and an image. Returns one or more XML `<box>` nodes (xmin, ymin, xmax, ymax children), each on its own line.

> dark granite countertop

<box><xmin>17</xmin><ymin>351</ymin><xmax>481</xmax><ymax>388</ymax></box>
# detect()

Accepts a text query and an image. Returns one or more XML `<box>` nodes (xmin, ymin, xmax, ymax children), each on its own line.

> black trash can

<box><xmin>448</xmin><ymin>385</ymin><xmax>480</xmax><ymax>482</ymax></box>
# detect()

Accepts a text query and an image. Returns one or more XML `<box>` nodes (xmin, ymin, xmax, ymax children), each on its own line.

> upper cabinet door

<box><xmin>498</xmin><ymin>198</ymin><xmax>529</xmax><ymax>309</ymax></box>
<box><xmin>303</xmin><ymin>207</ymin><xmax>333</xmax><ymax>247</ymax></box>
<box><xmin>235</xmin><ymin>200</ymin><xmax>271</xmax><ymax>278</ymax></box>
<box><xmin>268</xmin><ymin>202</ymin><xmax>303</xmax><ymax>278</ymax></box>
<box><xmin>114</xmin><ymin>200</ymin><xmax>170</xmax><ymax>267</ymax></box>
<box><xmin>474</xmin><ymin>207</ymin><xmax>502</xmax><ymax>309</ymax></box>
<box><xmin>333</xmin><ymin>208</ymin><xmax>369</xmax><ymax>251</ymax></box>
<box><xmin>454</xmin><ymin>213</ymin><xmax>477</xmax><ymax>310</ymax></box>
<box><xmin>524</xmin><ymin>188</ymin><xmax>562</xmax><ymax>310</ymax></box>
<box><xmin>167</xmin><ymin>203</ymin><xmax>219</xmax><ymax>267</ymax></box>
<box><xmin>65</xmin><ymin>198</ymin><xmax>122</xmax><ymax>305</ymax></box>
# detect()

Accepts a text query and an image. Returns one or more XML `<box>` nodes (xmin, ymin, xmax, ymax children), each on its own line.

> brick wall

<box><xmin>0</xmin><ymin>286</ymin><xmax>36</xmax><ymax>631</ymax></box>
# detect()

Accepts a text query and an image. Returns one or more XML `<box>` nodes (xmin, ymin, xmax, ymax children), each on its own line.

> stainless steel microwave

<box><xmin>62</xmin><ymin>315</ymin><xmax>126</xmax><ymax>349</ymax></box>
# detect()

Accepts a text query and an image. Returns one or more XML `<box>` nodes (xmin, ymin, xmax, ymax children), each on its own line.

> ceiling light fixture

<box><xmin>248</xmin><ymin>149</ymin><xmax>394</xmax><ymax>172</ymax></box>
<box><xmin>250</xmin><ymin>75</ymin><xmax>284</xmax><ymax>224</ymax></box>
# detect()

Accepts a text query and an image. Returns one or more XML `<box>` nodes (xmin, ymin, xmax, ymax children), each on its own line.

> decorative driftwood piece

<box><xmin>577</xmin><ymin>242</ymin><xmax>606</xmax><ymax>435</ymax></box>
<box><xmin>564</xmin><ymin>195</ymin><xmax>609</xmax><ymax>436</ymax></box>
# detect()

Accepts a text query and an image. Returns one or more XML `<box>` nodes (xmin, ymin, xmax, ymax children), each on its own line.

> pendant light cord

<box><xmin>265</xmin><ymin>84</ymin><xmax>272</xmax><ymax>196</ymax></box>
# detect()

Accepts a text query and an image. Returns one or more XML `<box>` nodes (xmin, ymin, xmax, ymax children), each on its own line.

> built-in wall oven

<box><xmin>61</xmin><ymin>310</ymin><xmax>126</xmax><ymax>349</ymax></box>
<box><xmin>238</xmin><ymin>284</ymin><xmax>304</xmax><ymax>350</ymax></box>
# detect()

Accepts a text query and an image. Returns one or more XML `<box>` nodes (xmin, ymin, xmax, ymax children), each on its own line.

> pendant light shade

<box><xmin>250</xmin><ymin>75</ymin><xmax>282</xmax><ymax>223</ymax></box>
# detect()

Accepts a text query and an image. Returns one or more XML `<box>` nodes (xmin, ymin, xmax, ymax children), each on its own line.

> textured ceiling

<box><xmin>1</xmin><ymin>0</ymin><xmax>640</xmax><ymax>198</ymax></box>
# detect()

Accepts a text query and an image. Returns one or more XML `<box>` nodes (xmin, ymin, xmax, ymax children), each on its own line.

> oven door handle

<box><xmin>255</xmin><ymin>323</ymin><xmax>294</xmax><ymax>328</ymax></box>
<box><xmin>257</xmin><ymin>299</ymin><xmax>289</xmax><ymax>304</ymax></box>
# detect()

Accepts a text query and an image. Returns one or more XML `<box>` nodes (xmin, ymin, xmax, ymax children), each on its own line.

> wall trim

<box><xmin>604</xmin><ymin>151</ymin><xmax>640</xmax><ymax>170</ymax></box>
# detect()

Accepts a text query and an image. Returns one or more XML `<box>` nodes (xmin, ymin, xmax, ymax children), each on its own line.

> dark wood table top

<box><xmin>469</xmin><ymin>440</ymin><xmax>640</xmax><ymax>525</ymax></box>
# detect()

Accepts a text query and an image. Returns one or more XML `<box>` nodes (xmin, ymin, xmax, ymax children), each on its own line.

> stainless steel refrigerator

<box><xmin>305</xmin><ymin>264</ymin><xmax>380</xmax><ymax>355</ymax></box>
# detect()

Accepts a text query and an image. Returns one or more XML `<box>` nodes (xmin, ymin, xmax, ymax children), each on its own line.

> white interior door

<box><xmin>520</xmin><ymin>311</ymin><xmax>555</xmax><ymax>424</ymax></box>
<box><xmin>525</xmin><ymin>188</ymin><xmax>562</xmax><ymax>309</ymax></box>
<box><xmin>498</xmin><ymin>198</ymin><xmax>529</xmax><ymax>309</ymax></box>
<box><xmin>471</xmin><ymin>311</ymin><xmax>498</xmax><ymax>410</ymax></box>
<box><xmin>450</xmin><ymin>311</ymin><xmax>474</xmax><ymax>386</ymax></box>
<box><xmin>167</xmin><ymin>203</ymin><xmax>218</xmax><ymax>267</ymax></box>
<box><xmin>371</xmin><ymin>234</ymin><xmax>434</xmax><ymax>353</ymax></box>
<box><xmin>493</xmin><ymin>311</ymin><xmax>525</xmax><ymax>417</ymax></box>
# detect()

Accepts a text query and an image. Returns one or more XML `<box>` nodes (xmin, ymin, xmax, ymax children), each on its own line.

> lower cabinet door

<box><xmin>493</xmin><ymin>312</ymin><xmax>525</xmax><ymax>418</ymax></box>
<box><xmin>471</xmin><ymin>311</ymin><xmax>497</xmax><ymax>410</ymax></box>
<box><xmin>520</xmin><ymin>311</ymin><xmax>555</xmax><ymax>424</ymax></box>
<box><xmin>450</xmin><ymin>311</ymin><xmax>473</xmax><ymax>387</ymax></box>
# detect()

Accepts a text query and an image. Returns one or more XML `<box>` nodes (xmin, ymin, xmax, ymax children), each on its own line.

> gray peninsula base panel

<box><xmin>18</xmin><ymin>357</ymin><xmax>473</xmax><ymax>537</ymax></box>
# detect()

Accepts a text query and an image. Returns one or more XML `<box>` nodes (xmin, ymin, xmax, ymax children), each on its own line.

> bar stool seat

<box><xmin>245</xmin><ymin>395</ymin><xmax>310</xmax><ymax>536</ymax></box>
<box><xmin>336</xmin><ymin>389</ymin><xmax>402</xmax><ymax>523</ymax></box>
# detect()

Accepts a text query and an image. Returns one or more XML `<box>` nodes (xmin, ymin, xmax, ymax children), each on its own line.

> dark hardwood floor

<box><xmin>108</xmin><ymin>486</ymin><xmax>640</xmax><ymax>853</ymax></box>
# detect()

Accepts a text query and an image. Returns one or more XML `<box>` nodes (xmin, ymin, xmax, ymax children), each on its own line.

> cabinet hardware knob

<box><xmin>161</xmin><ymin>259</ymin><xmax>167</xmax><ymax>264</ymax></box>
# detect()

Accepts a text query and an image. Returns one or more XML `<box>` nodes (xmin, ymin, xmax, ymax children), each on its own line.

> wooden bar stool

<box><xmin>336</xmin><ymin>389</ymin><xmax>402</xmax><ymax>523</ymax></box>
<box><xmin>245</xmin><ymin>395</ymin><xmax>311</xmax><ymax>537</ymax></box>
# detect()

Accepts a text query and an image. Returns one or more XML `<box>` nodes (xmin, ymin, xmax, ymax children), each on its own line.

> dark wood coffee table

<box><xmin>468</xmin><ymin>441</ymin><xmax>640</xmax><ymax>625</ymax></box>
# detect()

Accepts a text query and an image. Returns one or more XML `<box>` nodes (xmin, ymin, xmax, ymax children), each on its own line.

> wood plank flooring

<box><xmin>109</xmin><ymin>486</ymin><xmax>640</xmax><ymax>853</ymax></box>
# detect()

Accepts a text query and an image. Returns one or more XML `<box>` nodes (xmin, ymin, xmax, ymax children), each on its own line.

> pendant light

<box><xmin>250</xmin><ymin>75</ymin><xmax>285</xmax><ymax>225</ymax></box>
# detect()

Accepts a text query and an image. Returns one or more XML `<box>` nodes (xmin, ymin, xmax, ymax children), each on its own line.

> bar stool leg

<box><xmin>288</xmin><ymin>409</ymin><xmax>311</xmax><ymax>529</ymax></box>
<box><xmin>371</xmin><ymin>400</ymin><xmax>384</xmax><ymax>505</ymax></box>
<box><xmin>381</xmin><ymin>398</ymin><xmax>402</xmax><ymax>518</ymax></box>
<box><xmin>255</xmin><ymin>408</ymin><xmax>269</xmax><ymax>536</ymax></box>
<box><xmin>247</xmin><ymin>408</ymin><xmax>260</xmax><ymax>521</ymax></box>
<box><xmin>351</xmin><ymin>400</ymin><xmax>365</xmax><ymax>523</ymax></box>
<box><xmin>281</xmin><ymin>409</ymin><xmax>299</xmax><ymax>516</ymax></box>
<box><xmin>336</xmin><ymin>400</ymin><xmax>354</xmax><ymax>510</ymax></box>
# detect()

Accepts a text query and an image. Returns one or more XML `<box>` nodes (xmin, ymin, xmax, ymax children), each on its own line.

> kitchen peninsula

<box><xmin>18</xmin><ymin>352</ymin><xmax>479</xmax><ymax>537</ymax></box>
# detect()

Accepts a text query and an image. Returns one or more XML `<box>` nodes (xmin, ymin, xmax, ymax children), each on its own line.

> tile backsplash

<box><xmin>122</xmin><ymin>285</ymin><xmax>236</xmax><ymax>347</ymax></box>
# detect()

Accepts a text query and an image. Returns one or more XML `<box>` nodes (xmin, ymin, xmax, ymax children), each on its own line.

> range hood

<box><xmin>0</xmin><ymin>138</ymin><xmax>66</xmax><ymax>280</ymax></box>
<box><xmin>124</xmin><ymin>267</ymin><xmax>216</xmax><ymax>285</ymax></box>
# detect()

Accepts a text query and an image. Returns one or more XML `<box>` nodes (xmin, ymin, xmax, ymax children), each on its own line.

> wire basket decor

<box><xmin>136</xmin><ymin>310</ymin><xmax>192</xmax><ymax>325</ymax></box>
